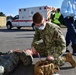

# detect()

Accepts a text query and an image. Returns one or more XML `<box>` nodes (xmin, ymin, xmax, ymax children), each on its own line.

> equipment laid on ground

<box><xmin>34</xmin><ymin>60</ymin><xmax>60</xmax><ymax>75</ymax></box>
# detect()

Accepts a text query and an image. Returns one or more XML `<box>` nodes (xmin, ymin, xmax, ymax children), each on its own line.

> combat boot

<box><xmin>64</xmin><ymin>53</ymin><xmax>76</xmax><ymax>68</ymax></box>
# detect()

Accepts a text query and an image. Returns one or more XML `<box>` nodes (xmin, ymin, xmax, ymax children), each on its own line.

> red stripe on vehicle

<box><xmin>12</xmin><ymin>19</ymin><xmax>48</xmax><ymax>22</ymax></box>
<box><xmin>12</xmin><ymin>20</ymin><xmax>33</xmax><ymax>22</ymax></box>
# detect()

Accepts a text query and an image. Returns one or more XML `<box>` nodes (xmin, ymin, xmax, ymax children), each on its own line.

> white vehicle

<box><xmin>6</xmin><ymin>5</ymin><xmax>51</xmax><ymax>30</ymax></box>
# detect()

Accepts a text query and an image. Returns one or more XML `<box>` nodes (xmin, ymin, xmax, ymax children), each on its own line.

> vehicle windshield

<box><xmin>13</xmin><ymin>15</ymin><xmax>19</xmax><ymax>20</ymax></box>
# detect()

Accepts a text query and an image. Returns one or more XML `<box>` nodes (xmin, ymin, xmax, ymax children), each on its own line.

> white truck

<box><xmin>6</xmin><ymin>6</ymin><xmax>51</xmax><ymax>30</ymax></box>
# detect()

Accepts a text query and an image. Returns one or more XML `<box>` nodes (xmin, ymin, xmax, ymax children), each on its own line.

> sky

<box><xmin>0</xmin><ymin>0</ymin><xmax>63</xmax><ymax>16</ymax></box>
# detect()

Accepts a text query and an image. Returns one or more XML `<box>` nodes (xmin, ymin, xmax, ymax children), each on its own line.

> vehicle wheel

<box><xmin>7</xmin><ymin>23</ymin><xmax>12</xmax><ymax>29</ymax></box>
<box><xmin>17</xmin><ymin>27</ymin><xmax>21</xmax><ymax>29</ymax></box>
<box><xmin>32</xmin><ymin>23</ymin><xmax>35</xmax><ymax>30</ymax></box>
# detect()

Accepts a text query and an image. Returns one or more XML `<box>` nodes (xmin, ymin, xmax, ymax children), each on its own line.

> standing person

<box><xmin>61</xmin><ymin>0</ymin><xmax>76</xmax><ymax>55</ymax></box>
<box><xmin>53</xmin><ymin>8</ymin><xmax>61</xmax><ymax>27</ymax></box>
<box><xmin>31</xmin><ymin>12</ymin><xmax>76</xmax><ymax>67</ymax></box>
<box><xmin>50</xmin><ymin>10</ymin><xmax>55</xmax><ymax>22</ymax></box>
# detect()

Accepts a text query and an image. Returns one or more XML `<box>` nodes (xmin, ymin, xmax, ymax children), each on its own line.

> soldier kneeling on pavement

<box><xmin>31</xmin><ymin>12</ymin><xmax>76</xmax><ymax>75</ymax></box>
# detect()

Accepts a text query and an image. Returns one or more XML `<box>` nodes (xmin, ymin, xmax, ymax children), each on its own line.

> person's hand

<box><xmin>31</xmin><ymin>47</ymin><xmax>38</xmax><ymax>55</ymax></box>
<box><xmin>25</xmin><ymin>48</ymin><xmax>33</xmax><ymax>55</ymax></box>
<box><xmin>46</xmin><ymin>55</ymin><xmax>54</xmax><ymax>61</ymax></box>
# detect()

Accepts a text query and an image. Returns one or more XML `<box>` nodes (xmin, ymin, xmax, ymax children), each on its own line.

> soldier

<box><xmin>0</xmin><ymin>49</ymin><xmax>33</xmax><ymax>75</ymax></box>
<box><xmin>31</xmin><ymin>12</ymin><xmax>76</xmax><ymax>67</ymax></box>
<box><xmin>53</xmin><ymin>8</ymin><xmax>61</xmax><ymax>27</ymax></box>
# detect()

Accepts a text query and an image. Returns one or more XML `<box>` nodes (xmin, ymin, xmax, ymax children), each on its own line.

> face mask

<box><xmin>36</xmin><ymin>23</ymin><xmax>46</xmax><ymax>30</ymax></box>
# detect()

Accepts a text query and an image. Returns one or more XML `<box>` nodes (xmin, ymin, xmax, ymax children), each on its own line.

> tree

<box><xmin>6</xmin><ymin>15</ymin><xmax>13</xmax><ymax>20</ymax></box>
<box><xmin>0</xmin><ymin>12</ymin><xmax>5</xmax><ymax>16</ymax></box>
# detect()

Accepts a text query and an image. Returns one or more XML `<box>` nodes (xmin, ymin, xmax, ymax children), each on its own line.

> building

<box><xmin>0</xmin><ymin>16</ymin><xmax>6</xmax><ymax>27</ymax></box>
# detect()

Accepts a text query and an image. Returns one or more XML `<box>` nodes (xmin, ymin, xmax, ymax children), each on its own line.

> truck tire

<box><xmin>6</xmin><ymin>22</ymin><xmax>12</xmax><ymax>30</ymax></box>
<box><xmin>32</xmin><ymin>23</ymin><xmax>35</xmax><ymax>30</ymax></box>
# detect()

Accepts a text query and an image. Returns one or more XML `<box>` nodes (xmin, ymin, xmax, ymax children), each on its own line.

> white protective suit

<box><xmin>61</xmin><ymin>0</ymin><xmax>76</xmax><ymax>20</ymax></box>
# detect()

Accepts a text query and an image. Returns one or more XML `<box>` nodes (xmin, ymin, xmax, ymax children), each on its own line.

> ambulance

<box><xmin>6</xmin><ymin>6</ymin><xmax>51</xmax><ymax>30</ymax></box>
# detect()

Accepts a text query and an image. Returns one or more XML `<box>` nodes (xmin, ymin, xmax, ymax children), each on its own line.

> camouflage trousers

<box><xmin>0</xmin><ymin>50</ymin><xmax>33</xmax><ymax>75</ymax></box>
<box><xmin>34</xmin><ymin>43</ymin><xmax>65</xmax><ymax>66</ymax></box>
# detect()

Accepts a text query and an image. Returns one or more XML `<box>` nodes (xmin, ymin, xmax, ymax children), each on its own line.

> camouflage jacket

<box><xmin>0</xmin><ymin>53</ymin><xmax>19</xmax><ymax>75</ymax></box>
<box><xmin>32</xmin><ymin>22</ymin><xmax>66</xmax><ymax>57</ymax></box>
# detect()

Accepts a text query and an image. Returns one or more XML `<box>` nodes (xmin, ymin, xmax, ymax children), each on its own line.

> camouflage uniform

<box><xmin>19</xmin><ymin>50</ymin><xmax>33</xmax><ymax>66</ymax></box>
<box><xmin>0</xmin><ymin>50</ymin><xmax>33</xmax><ymax>75</ymax></box>
<box><xmin>32</xmin><ymin>22</ymin><xmax>66</xmax><ymax>66</ymax></box>
<box><xmin>0</xmin><ymin>52</ymin><xmax>19</xmax><ymax>75</ymax></box>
